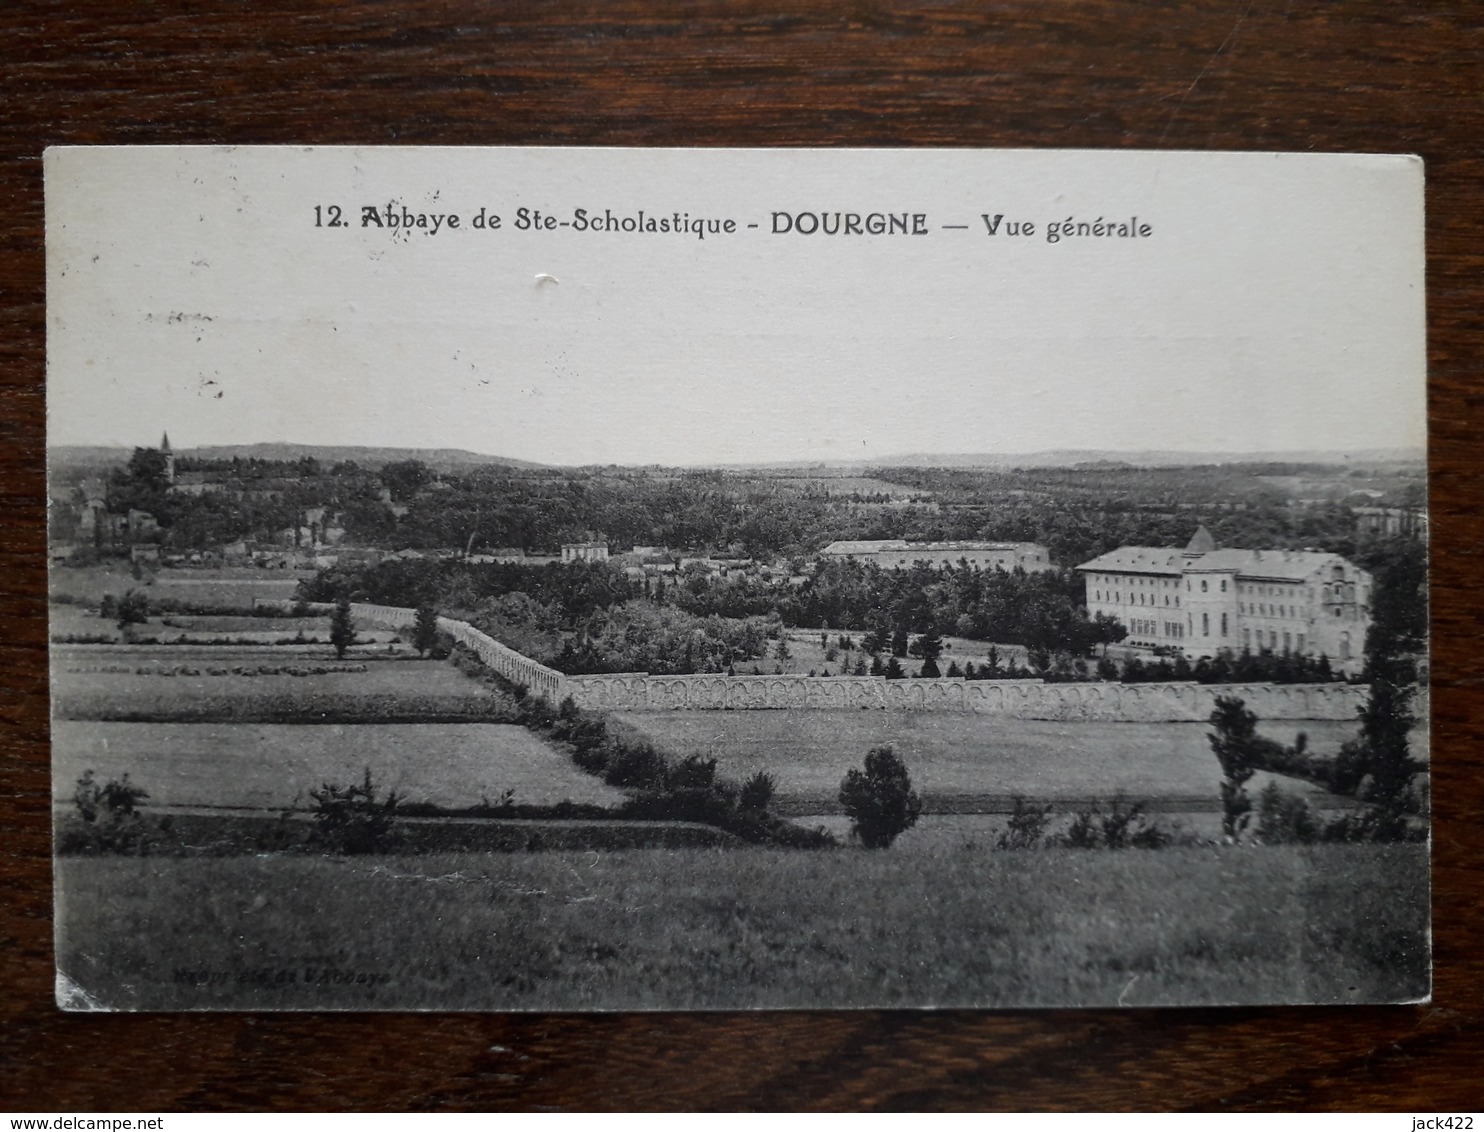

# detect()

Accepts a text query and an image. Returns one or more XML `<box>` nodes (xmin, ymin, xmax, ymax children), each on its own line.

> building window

<box><xmin>1221</xmin><ymin>613</ymin><xmax>1228</xmax><ymax>636</ymax></box>
<box><xmin>1283</xmin><ymin>631</ymin><xmax>1291</xmax><ymax>652</ymax></box>
<box><xmin>1220</xmin><ymin>579</ymin><xmax>1227</xmax><ymax>592</ymax></box>
<box><xmin>1242</xmin><ymin>628</ymin><xmax>1251</xmax><ymax>649</ymax></box>
<box><xmin>1298</xmin><ymin>633</ymin><xmax>1305</xmax><ymax>652</ymax></box>
<box><xmin>1201</xmin><ymin>580</ymin><xmax>1208</xmax><ymax>593</ymax></box>
<box><xmin>1202</xmin><ymin>613</ymin><xmax>1210</xmax><ymax>636</ymax></box>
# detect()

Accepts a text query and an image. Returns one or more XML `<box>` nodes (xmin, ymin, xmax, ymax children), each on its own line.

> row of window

<box><xmin>1094</xmin><ymin>590</ymin><xmax>1182</xmax><ymax>608</ymax></box>
<box><xmin>1244</xmin><ymin>602</ymin><xmax>1300</xmax><ymax>618</ymax></box>
<box><xmin>1091</xmin><ymin>574</ymin><xmax>1269</xmax><ymax>597</ymax></box>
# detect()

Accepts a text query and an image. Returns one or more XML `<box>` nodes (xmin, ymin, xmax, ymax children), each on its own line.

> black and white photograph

<box><xmin>45</xmin><ymin>146</ymin><xmax>1430</xmax><ymax>1011</ymax></box>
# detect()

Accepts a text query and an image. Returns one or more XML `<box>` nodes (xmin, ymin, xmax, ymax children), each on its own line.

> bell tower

<box><xmin>160</xmin><ymin>431</ymin><xmax>176</xmax><ymax>485</ymax></box>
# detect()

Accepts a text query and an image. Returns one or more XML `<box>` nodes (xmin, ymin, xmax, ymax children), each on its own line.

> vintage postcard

<box><xmin>45</xmin><ymin>147</ymin><xmax>1429</xmax><ymax>1010</ymax></box>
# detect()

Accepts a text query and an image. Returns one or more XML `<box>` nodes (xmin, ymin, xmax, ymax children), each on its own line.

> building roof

<box><xmin>1075</xmin><ymin>547</ymin><xmax>1186</xmax><ymax>576</ymax></box>
<box><xmin>821</xmin><ymin>539</ymin><xmax>1042</xmax><ymax>555</ymax></box>
<box><xmin>1077</xmin><ymin>544</ymin><xmax>1359</xmax><ymax>583</ymax></box>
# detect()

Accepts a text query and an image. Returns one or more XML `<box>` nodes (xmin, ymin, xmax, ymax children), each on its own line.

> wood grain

<box><xmin>3</xmin><ymin>0</ymin><xmax>1482</xmax><ymax>1111</ymax></box>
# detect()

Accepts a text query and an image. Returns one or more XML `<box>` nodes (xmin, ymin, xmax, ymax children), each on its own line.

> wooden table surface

<box><xmin>3</xmin><ymin>1</ymin><xmax>1481</xmax><ymax>1111</ymax></box>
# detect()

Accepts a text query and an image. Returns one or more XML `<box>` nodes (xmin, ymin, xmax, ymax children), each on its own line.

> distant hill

<box><xmin>860</xmin><ymin>448</ymin><xmax>1427</xmax><ymax>469</ymax></box>
<box><xmin>47</xmin><ymin>444</ymin><xmax>544</xmax><ymax>473</ymax></box>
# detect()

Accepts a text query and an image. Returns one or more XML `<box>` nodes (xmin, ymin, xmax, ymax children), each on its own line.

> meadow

<box><xmin>50</xmin><ymin>605</ymin><xmax>402</xmax><ymax>646</ymax></box>
<box><xmin>54</xmin><ymin>842</ymin><xmax>1430</xmax><ymax>1010</ymax></box>
<box><xmin>50</xmin><ymin>564</ymin><xmax>310</xmax><ymax>606</ymax></box>
<box><xmin>52</xmin><ymin>720</ymin><xmax>623</xmax><ymax>811</ymax></box>
<box><xmin>761</xmin><ymin>628</ymin><xmax>1030</xmax><ymax>677</ymax></box>
<box><xmin>615</xmin><ymin>710</ymin><xmax>1362</xmax><ymax>810</ymax></box>
<box><xmin>51</xmin><ymin>649</ymin><xmax>503</xmax><ymax>722</ymax></box>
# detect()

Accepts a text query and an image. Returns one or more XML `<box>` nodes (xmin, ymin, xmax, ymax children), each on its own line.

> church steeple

<box><xmin>160</xmin><ymin>432</ymin><xmax>176</xmax><ymax>484</ymax></box>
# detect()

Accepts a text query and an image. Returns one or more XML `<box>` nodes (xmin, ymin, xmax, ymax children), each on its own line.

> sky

<box><xmin>46</xmin><ymin>147</ymin><xmax>1427</xmax><ymax>464</ymax></box>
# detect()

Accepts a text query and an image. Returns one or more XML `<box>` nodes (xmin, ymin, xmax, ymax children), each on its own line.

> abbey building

<box><xmin>1076</xmin><ymin>527</ymin><xmax>1371</xmax><ymax>672</ymax></box>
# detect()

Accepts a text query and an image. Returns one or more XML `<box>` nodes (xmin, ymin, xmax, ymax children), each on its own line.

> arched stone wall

<box><xmin>319</xmin><ymin>601</ymin><xmax>1372</xmax><ymax>722</ymax></box>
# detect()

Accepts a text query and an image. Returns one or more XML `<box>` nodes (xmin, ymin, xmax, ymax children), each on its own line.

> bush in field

<box><xmin>114</xmin><ymin>589</ymin><xmax>150</xmax><ymax>634</ymax></box>
<box><xmin>996</xmin><ymin>797</ymin><xmax>1053</xmax><ymax>850</ymax></box>
<box><xmin>667</xmin><ymin>754</ymin><xmax>718</xmax><ymax>791</ymax></box>
<box><xmin>839</xmin><ymin>746</ymin><xmax>922</xmax><ymax>849</ymax></box>
<box><xmin>329</xmin><ymin>599</ymin><xmax>357</xmax><ymax>658</ymax></box>
<box><xmin>740</xmin><ymin>770</ymin><xmax>775</xmax><ymax>812</ymax></box>
<box><xmin>59</xmin><ymin>770</ymin><xmax>171</xmax><ymax>855</ymax></box>
<box><xmin>309</xmin><ymin>767</ymin><xmax>399</xmax><ymax>854</ymax></box>
<box><xmin>1057</xmin><ymin>796</ymin><xmax>1172</xmax><ymax>850</ymax></box>
<box><xmin>604</xmin><ymin>742</ymin><xmax>668</xmax><ymax>789</ymax></box>
<box><xmin>1255</xmin><ymin>781</ymin><xmax>1319</xmax><ymax>845</ymax></box>
<box><xmin>413</xmin><ymin>605</ymin><xmax>440</xmax><ymax>657</ymax></box>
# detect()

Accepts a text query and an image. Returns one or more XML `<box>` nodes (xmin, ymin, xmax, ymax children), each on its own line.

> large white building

<box><xmin>820</xmin><ymin>539</ymin><xmax>1052</xmax><ymax>572</ymax></box>
<box><xmin>1076</xmin><ymin>527</ymin><xmax>1371</xmax><ymax>670</ymax></box>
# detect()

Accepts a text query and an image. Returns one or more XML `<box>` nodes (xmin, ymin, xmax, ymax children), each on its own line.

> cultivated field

<box><xmin>51</xmin><ymin>649</ymin><xmax>501</xmax><ymax>722</ymax></box>
<box><xmin>615</xmin><ymin>710</ymin><xmax>1372</xmax><ymax>810</ymax></box>
<box><xmin>50</xmin><ymin>606</ymin><xmax>404</xmax><ymax>647</ymax></box>
<box><xmin>54</xmin><ymin>842</ymin><xmax>1430</xmax><ymax>1010</ymax></box>
<box><xmin>762</xmin><ymin>629</ymin><xmax>1030</xmax><ymax>677</ymax></box>
<box><xmin>50</xmin><ymin>564</ymin><xmax>311</xmax><ymax>606</ymax></box>
<box><xmin>52</xmin><ymin>720</ymin><xmax>623</xmax><ymax>811</ymax></box>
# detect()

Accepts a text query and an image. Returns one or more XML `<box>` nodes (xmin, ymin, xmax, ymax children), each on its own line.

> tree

<box><xmin>891</xmin><ymin>625</ymin><xmax>909</xmax><ymax>657</ymax></box>
<box><xmin>125</xmin><ymin>446</ymin><xmax>171</xmax><ymax>492</ymax></box>
<box><xmin>883</xmin><ymin>656</ymin><xmax>906</xmax><ymax>680</ymax></box>
<box><xmin>838</xmin><ymin>746</ymin><xmax>922</xmax><ymax>849</ymax></box>
<box><xmin>1207</xmin><ymin>695</ymin><xmax>1261</xmax><ymax>839</ymax></box>
<box><xmin>330</xmin><ymin>599</ymin><xmax>357</xmax><ymax>658</ymax></box>
<box><xmin>380</xmin><ymin>459</ymin><xmax>433</xmax><ymax>503</ymax></box>
<box><xmin>774</xmin><ymin>637</ymin><xmax>792</xmax><ymax>662</ymax></box>
<box><xmin>917</xmin><ymin>627</ymin><xmax>944</xmax><ymax>664</ymax></box>
<box><xmin>114</xmin><ymin>589</ymin><xmax>150</xmax><ymax>636</ymax></box>
<box><xmin>413</xmin><ymin>605</ymin><xmax>439</xmax><ymax>657</ymax></box>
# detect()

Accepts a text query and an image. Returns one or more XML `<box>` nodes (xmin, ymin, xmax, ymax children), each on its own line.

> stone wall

<box><xmin>565</xmin><ymin>672</ymin><xmax>1368</xmax><ymax>722</ymax></box>
<box><xmin>273</xmin><ymin>599</ymin><xmax>1372</xmax><ymax>722</ymax></box>
<box><xmin>348</xmin><ymin>602</ymin><xmax>568</xmax><ymax>702</ymax></box>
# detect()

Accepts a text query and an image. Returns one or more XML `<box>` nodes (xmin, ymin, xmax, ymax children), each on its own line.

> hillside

<box><xmin>48</xmin><ymin>444</ymin><xmax>544</xmax><ymax>473</ymax></box>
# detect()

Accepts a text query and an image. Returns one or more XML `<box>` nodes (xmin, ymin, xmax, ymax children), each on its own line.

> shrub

<box><xmin>838</xmin><ymin>746</ymin><xmax>922</xmax><ymax>849</ymax></box>
<box><xmin>413</xmin><ymin>605</ymin><xmax>440</xmax><ymax>657</ymax></box>
<box><xmin>1056</xmin><ymin>795</ymin><xmax>1172</xmax><ymax>850</ymax></box>
<box><xmin>1255</xmin><ymin>781</ymin><xmax>1319</xmax><ymax>845</ymax></box>
<box><xmin>603</xmin><ymin>742</ymin><xmax>668</xmax><ymax>789</ymax></box>
<box><xmin>59</xmin><ymin>770</ymin><xmax>171</xmax><ymax>855</ymax></box>
<box><xmin>115</xmin><ymin>589</ymin><xmax>150</xmax><ymax>633</ymax></box>
<box><xmin>666</xmin><ymin>754</ymin><xmax>717</xmax><ymax>791</ymax></box>
<box><xmin>996</xmin><ymin>797</ymin><xmax>1053</xmax><ymax>850</ymax></box>
<box><xmin>739</xmin><ymin>770</ymin><xmax>775</xmax><ymax>811</ymax></box>
<box><xmin>309</xmin><ymin>767</ymin><xmax>399</xmax><ymax>854</ymax></box>
<box><xmin>329</xmin><ymin>599</ymin><xmax>357</xmax><ymax>659</ymax></box>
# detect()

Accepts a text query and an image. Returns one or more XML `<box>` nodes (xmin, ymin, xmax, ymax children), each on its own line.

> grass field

<box><xmin>615</xmin><ymin>711</ymin><xmax>1372</xmax><ymax>809</ymax></box>
<box><xmin>52</xmin><ymin>720</ymin><xmax>623</xmax><ymax>811</ymax></box>
<box><xmin>53</xmin><ymin>842</ymin><xmax>1429</xmax><ymax>1010</ymax></box>
<box><xmin>50</xmin><ymin>564</ymin><xmax>310</xmax><ymax>606</ymax></box>
<box><xmin>756</xmin><ymin>629</ymin><xmax>1030</xmax><ymax>677</ymax></box>
<box><xmin>51</xmin><ymin>650</ymin><xmax>501</xmax><ymax>722</ymax></box>
<box><xmin>50</xmin><ymin>606</ymin><xmax>403</xmax><ymax>646</ymax></box>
